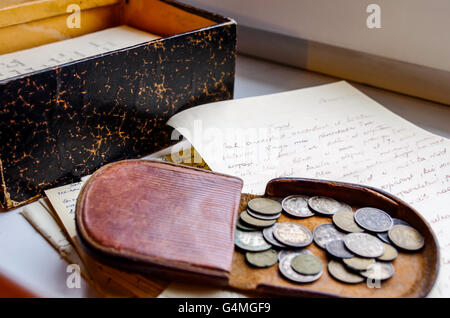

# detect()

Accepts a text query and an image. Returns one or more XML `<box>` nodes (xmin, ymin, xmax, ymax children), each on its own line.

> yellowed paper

<box><xmin>22</xmin><ymin>199</ymin><xmax>88</xmax><ymax>278</ymax></box>
<box><xmin>22</xmin><ymin>199</ymin><xmax>136</xmax><ymax>297</ymax></box>
<box><xmin>167</xmin><ymin>81</ymin><xmax>450</xmax><ymax>297</ymax></box>
<box><xmin>0</xmin><ymin>26</ymin><xmax>160</xmax><ymax>81</ymax></box>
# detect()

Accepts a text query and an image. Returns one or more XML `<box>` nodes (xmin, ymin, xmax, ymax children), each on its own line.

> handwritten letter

<box><xmin>45</xmin><ymin>182</ymin><xmax>83</xmax><ymax>239</ymax></box>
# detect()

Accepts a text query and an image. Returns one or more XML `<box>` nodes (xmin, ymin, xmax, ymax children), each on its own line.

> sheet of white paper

<box><xmin>167</xmin><ymin>81</ymin><xmax>450</xmax><ymax>297</ymax></box>
<box><xmin>0</xmin><ymin>25</ymin><xmax>160</xmax><ymax>81</ymax></box>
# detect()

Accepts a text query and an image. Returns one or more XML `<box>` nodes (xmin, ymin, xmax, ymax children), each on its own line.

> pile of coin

<box><xmin>234</xmin><ymin>195</ymin><xmax>425</xmax><ymax>285</ymax></box>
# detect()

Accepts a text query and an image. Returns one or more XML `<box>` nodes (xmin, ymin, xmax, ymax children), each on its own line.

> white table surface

<box><xmin>1</xmin><ymin>55</ymin><xmax>449</xmax><ymax>297</ymax></box>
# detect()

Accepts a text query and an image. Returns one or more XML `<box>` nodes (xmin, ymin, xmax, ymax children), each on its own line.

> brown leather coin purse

<box><xmin>76</xmin><ymin>160</ymin><xmax>243</xmax><ymax>285</ymax></box>
<box><xmin>76</xmin><ymin>159</ymin><xmax>439</xmax><ymax>297</ymax></box>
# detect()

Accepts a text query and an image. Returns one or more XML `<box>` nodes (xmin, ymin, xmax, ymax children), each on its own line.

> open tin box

<box><xmin>0</xmin><ymin>0</ymin><xmax>236</xmax><ymax>210</ymax></box>
<box><xmin>75</xmin><ymin>160</ymin><xmax>439</xmax><ymax>298</ymax></box>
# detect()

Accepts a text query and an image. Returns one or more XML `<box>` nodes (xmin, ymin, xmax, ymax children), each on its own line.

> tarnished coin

<box><xmin>377</xmin><ymin>218</ymin><xmax>410</xmax><ymax>243</ymax></box>
<box><xmin>240</xmin><ymin>210</ymin><xmax>276</xmax><ymax>228</ymax></box>
<box><xmin>313</xmin><ymin>223</ymin><xmax>345</xmax><ymax>249</ymax></box>
<box><xmin>281</xmin><ymin>195</ymin><xmax>314</xmax><ymax>218</ymax></box>
<box><xmin>308</xmin><ymin>196</ymin><xmax>342</xmax><ymax>215</ymax></box>
<box><xmin>246</xmin><ymin>249</ymin><xmax>278</xmax><ymax>268</ymax></box>
<box><xmin>354</xmin><ymin>207</ymin><xmax>393</xmax><ymax>232</ymax></box>
<box><xmin>328</xmin><ymin>260</ymin><xmax>364</xmax><ymax>284</ymax></box>
<box><xmin>378</xmin><ymin>243</ymin><xmax>398</xmax><ymax>261</ymax></box>
<box><xmin>388</xmin><ymin>225</ymin><xmax>425</xmax><ymax>251</ymax></box>
<box><xmin>279</xmin><ymin>252</ymin><xmax>323</xmax><ymax>283</ymax></box>
<box><xmin>263</xmin><ymin>224</ymin><xmax>287</xmax><ymax>248</ymax></box>
<box><xmin>247</xmin><ymin>209</ymin><xmax>281</xmax><ymax>220</ymax></box>
<box><xmin>343</xmin><ymin>257</ymin><xmax>376</xmax><ymax>271</ymax></box>
<box><xmin>332</xmin><ymin>210</ymin><xmax>364</xmax><ymax>233</ymax></box>
<box><xmin>234</xmin><ymin>229</ymin><xmax>271</xmax><ymax>252</ymax></box>
<box><xmin>236</xmin><ymin>218</ymin><xmax>258</xmax><ymax>231</ymax></box>
<box><xmin>360</xmin><ymin>262</ymin><xmax>394</xmax><ymax>280</ymax></box>
<box><xmin>343</xmin><ymin>233</ymin><xmax>385</xmax><ymax>258</ymax></box>
<box><xmin>291</xmin><ymin>253</ymin><xmax>323</xmax><ymax>275</ymax></box>
<box><xmin>248</xmin><ymin>198</ymin><xmax>282</xmax><ymax>215</ymax></box>
<box><xmin>273</xmin><ymin>222</ymin><xmax>313</xmax><ymax>247</ymax></box>
<box><xmin>325</xmin><ymin>240</ymin><xmax>354</xmax><ymax>258</ymax></box>
<box><xmin>278</xmin><ymin>248</ymin><xmax>311</xmax><ymax>262</ymax></box>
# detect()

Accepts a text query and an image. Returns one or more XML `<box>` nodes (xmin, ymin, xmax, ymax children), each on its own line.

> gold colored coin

<box><xmin>240</xmin><ymin>210</ymin><xmax>276</xmax><ymax>228</ymax></box>
<box><xmin>248</xmin><ymin>198</ymin><xmax>282</xmax><ymax>215</ymax></box>
<box><xmin>291</xmin><ymin>253</ymin><xmax>323</xmax><ymax>275</ymax></box>
<box><xmin>343</xmin><ymin>257</ymin><xmax>375</xmax><ymax>271</ymax></box>
<box><xmin>388</xmin><ymin>225</ymin><xmax>425</xmax><ymax>251</ymax></box>
<box><xmin>246</xmin><ymin>249</ymin><xmax>278</xmax><ymax>268</ymax></box>
<box><xmin>328</xmin><ymin>260</ymin><xmax>364</xmax><ymax>284</ymax></box>
<box><xmin>332</xmin><ymin>210</ymin><xmax>364</xmax><ymax>233</ymax></box>
<box><xmin>377</xmin><ymin>243</ymin><xmax>398</xmax><ymax>261</ymax></box>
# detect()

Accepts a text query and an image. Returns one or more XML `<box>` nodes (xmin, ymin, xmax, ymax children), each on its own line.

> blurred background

<box><xmin>181</xmin><ymin>0</ymin><xmax>450</xmax><ymax>106</ymax></box>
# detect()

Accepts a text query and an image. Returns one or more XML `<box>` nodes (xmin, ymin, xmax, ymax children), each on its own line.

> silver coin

<box><xmin>278</xmin><ymin>248</ymin><xmax>311</xmax><ymax>262</ymax></box>
<box><xmin>263</xmin><ymin>224</ymin><xmax>287</xmax><ymax>248</ymax></box>
<box><xmin>325</xmin><ymin>239</ymin><xmax>354</xmax><ymax>258</ymax></box>
<box><xmin>247</xmin><ymin>209</ymin><xmax>281</xmax><ymax>220</ymax></box>
<box><xmin>343</xmin><ymin>233</ymin><xmax>385</xmax><ymax>258</ymax></box>
<box><xmin>279</xmin><ymin>252</ymin><xmax>323</xmax><ymax>283</ymax></box>
<box><xmin>360</xmin><ymin>262</ymin><xmax>395</xmax><ymax>281</ymax></box>
<box><xmin>308</xmin><ymin>196</ymin><xmax>342</xmax><ymax>215</ymax></box>
<box><xmin>234</xmin><ymin>229</ymin><xmax>272</xmax><ymax>252</ymax></box>
<box><xmin>313</xmin><ymin>223</ymin><xmax>345</xmax><ymax>249</ymax></box>
<box><xmin>273</xmin><ymin>222</ymin><xmax>313</xmax><ymax>247</ymax></box>
<box><xmin>281</xmin><ymin>195</ymin><xmax>314</xmax><ymax>218</ymax></box>
<box><xmin>354</xmin><ymin>207</ymin><xmax>393</xmax><ymax>233</ymax></box>
<box><xmin>338</xmin><ymin>202</ymin><xmax>353</xmax><ymax>213</ymax></box>
<box><xmin>377</xmin><ymin>218</ymin><xmax>409</xmax><ymax>243</ymax></box>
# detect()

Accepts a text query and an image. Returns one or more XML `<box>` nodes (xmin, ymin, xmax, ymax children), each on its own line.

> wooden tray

<box><xmin>229</xmin><ymin>178</ymin><xmax>439</xmax><ymax>298</ymax></box>
<box><xmin>76</xmin><ymin>160</ymin><xmax>439</xmax><ymax>298</ymax></box>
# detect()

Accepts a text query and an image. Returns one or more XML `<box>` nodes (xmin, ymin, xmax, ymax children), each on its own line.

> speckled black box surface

<box><xmin>0</xmin><ymin>3</ymin><xmax>236</xmax><ymax>209</ymax></box>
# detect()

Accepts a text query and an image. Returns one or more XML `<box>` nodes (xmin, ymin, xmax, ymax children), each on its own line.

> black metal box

<box><xmin>0</xmin><ymin>0</ymin><xmax>236</xmax><ymax>209</ymax></box>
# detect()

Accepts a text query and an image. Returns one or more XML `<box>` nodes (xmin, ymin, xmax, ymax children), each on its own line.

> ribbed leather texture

<box><xmin>78</xmin><ymin>160</ymin><xmax>243</xmax><ymax>273</ymax></box>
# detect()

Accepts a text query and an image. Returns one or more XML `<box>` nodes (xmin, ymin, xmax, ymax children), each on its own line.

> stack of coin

<box><xmin>323</xmin><ymin>206</ymin><xmax>424</xmax><ymax>284</ymax></box>
<box><xmin>234</xmin><ymin>195</ymin><xmax>425</xmax><ymax>286</ymax></box>
<box><xmin>238</xmin><ymin>198</ymin><xmax>283</xmax><ymax>230</ymax></box>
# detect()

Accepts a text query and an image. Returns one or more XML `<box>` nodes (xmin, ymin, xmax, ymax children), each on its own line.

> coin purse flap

<box><xmin>76</xmin><ymin>160</ymin><xmax>243</xmax><ymax>279</ymax></box>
